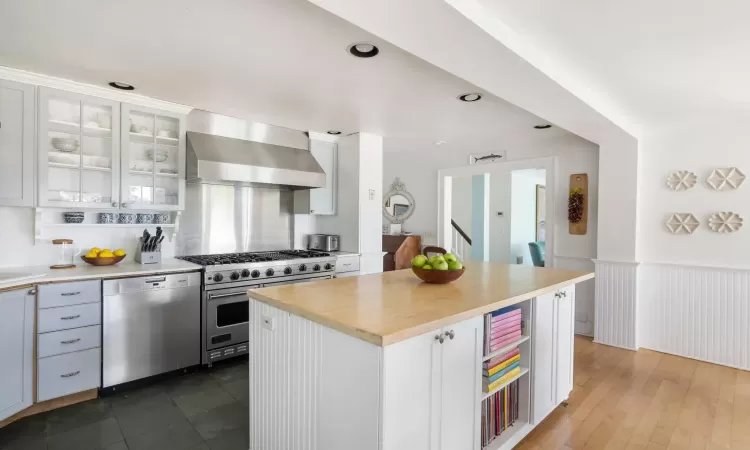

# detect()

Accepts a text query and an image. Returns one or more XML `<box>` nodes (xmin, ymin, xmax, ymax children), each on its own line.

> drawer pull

<box><xmin>61</xmin><ymin>338</ymin><xmax>81</xmax><ymax>344</ymax></box>
<box><xmin>61</xmin><ymin>315</ymin><xmax>81</xmax><ymax>320</ymax></box>
<box><xmin>61</xmin><ymin>291</ymin><xmax>81</xmax><ymax>297</ymax></box>
<box><xmin>60</xmin><ymin>370</ymin><xmax>80</xmax><ymax>378</ymax></box>
<box><xmin>342</xmin><ymin>263</ymin><xmax>352</xmax><ymax>267</ymax></box>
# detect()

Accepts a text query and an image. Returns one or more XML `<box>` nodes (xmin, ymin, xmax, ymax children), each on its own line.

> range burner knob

<box><xmin>284</xmin><ymin>267</ymin><xmax>293</xmax><ymax>275</ymax></box>
<box><xmin>240</xmin><ymin>269</ymin><xmax>251</xmax><ymax>278</ymax></box>
<box><xmin>251</xmin><ymin>270</ymin><xmax>261</xmax><ymax>278</ymax></box>
<box><xmin>298</xmin><ymin>264</ymin><xmax>307</xmax><ymax>272</ymax></box>
<box><xmin>313</xmin><ymin>264</ymin><xmax>321</xmax><ymax>271</ymax></box>
<box><xmin>324</xmin><ymin>263</ymin><xmax>334</xmax><ymax>270</ymax></box>
<box><xmin>212</xmin><ymin>273</ymin><xmax>224</xmax><ymax>282</ymax></box>
<box><xmin>230</xmin><ymin>272</ymin><xmax>240</xmax><ymax>281</ymax></box>
<box><xmin>265</xmin><ymin>268</ymin><xmax>275</xmax><ymax>277</ymax></box>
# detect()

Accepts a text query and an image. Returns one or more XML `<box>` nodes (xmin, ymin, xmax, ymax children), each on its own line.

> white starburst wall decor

<box><xmin>666</xmin><ymin>170</ymin><xmax>697</xmax><ymax>191</ymax></box>
<box><xmin>665</xmin><ymin>213</ymin><xmax>700</xmax><ymax>234</ymax></box>
<box><xmin>708</xmin><ymin>212</ymin><xmax>744</xmax><ymax>233</ymax></box>
<box><xmin>707</xmin><ymin>167</ymin><xmax>745</xmax><ymax>191</ymax></box>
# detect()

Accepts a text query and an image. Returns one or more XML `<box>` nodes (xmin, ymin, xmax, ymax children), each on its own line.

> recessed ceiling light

<box><xmin>435</xmin><ymin>141</ymin><xmax>447</xmax><ymax>146</ymax></box>
<box><xmin>108</xmin><ymin>81</ymin><xmax>134</xmax><ymax>91</ymax></box>
<box><xmin>327</xmin><ymin>130</ymin><xmax>342</xmax><ymax>135</ymax></box>
<box><xmin>458</xmin><ymin>93</ymin><xmax>482</xmax><ymax>102</ymax></box>
<box><xmin>348</xmin><ymin>43</ymin><xmax>380</xmax><ymax>58</ymax></box>
<box><xmin>534</xmin><ymin>124</ymin><xmax>552</xmax><ymax>129</ymax></box>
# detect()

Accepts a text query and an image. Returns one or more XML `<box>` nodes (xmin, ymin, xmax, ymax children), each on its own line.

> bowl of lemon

<box><xmin>81</xmin><ymin>247</ymin><xmax>127</xmax><ymax>266</ymax></box>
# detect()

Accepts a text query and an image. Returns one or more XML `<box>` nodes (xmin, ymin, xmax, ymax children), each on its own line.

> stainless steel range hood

<box><xmin>185</xmin><ymin>111</ymin><xmax>325</xmax><ymax>189</ymax></box>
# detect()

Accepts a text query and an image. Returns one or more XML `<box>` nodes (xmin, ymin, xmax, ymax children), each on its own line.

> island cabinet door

<box><xmin>532</xmin><ymin>292</ymin><xmax>558</xmax><ymax>424</ymax></box>
<box><xmin>438</xmin><ymin>316</ymin><xmax>483</xmax><ymax>450</ymax></box>
<box><xmin>555</xmin><ymin>285</ymin><xmax>576</xmax><ymax>404</ymax></box>
<box><xmin>381</xmin><ymin>327</ymin><xmax>442</xmax><ymax>450</ymax></box>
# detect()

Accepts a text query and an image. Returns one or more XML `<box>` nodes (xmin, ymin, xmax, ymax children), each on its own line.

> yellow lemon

<box><xmin>113</xmin><ymin>249</ymin><xmax>126</xmax><ymax>257</ymax></box>
<box><xmin>98</xmin><ymin>250</ymin><xmax>114</xmax><ymax>258</ymax></box>
<box><xmin>85</xmin><ymin>251</ymin><xmax>98</xmax><ymax>259</ymax></box>
<box><xmin>101</xmin><ymin>248</ymin><xmax>111</xmax><ymax>253</ymax></box>
<box><xmin>90</xmin><ymin>247</ymin><xmax>101</xmax><ymax>254</ymax></box>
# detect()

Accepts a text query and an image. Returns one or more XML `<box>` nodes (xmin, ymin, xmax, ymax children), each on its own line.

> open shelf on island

<box><xmin>483</xmin><ymin>335</ymin><xmax>530</xmax><ymax>362</ymax></box>
<box><xmin>482</xmin><ymin>421</ymin><xmax>533</xmax><ymax>450</ymax></box>
<box><xmin>482</xmin><ymin>367</ymin><xmax>529</xmax><ymax>401</ymax></box>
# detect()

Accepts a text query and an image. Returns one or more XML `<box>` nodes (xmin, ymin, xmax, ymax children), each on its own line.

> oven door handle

<box><xmin>208</xmin><ymin>292</ymin><xmax>249</xmax><ymax>300</ymax></box>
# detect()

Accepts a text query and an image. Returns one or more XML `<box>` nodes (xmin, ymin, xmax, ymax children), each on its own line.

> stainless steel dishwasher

<box><xmin>102</xmin><ymin>272</ymin><xmax>201</xmax><ymax>388</ymax></box>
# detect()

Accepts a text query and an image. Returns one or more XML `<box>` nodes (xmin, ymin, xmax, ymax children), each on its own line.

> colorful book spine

<box><xmin>488</xmin><ymin>325</ymin><xmax>522</xmax><ymax>343</ymax></box>
<box><xmin>489</xmin><ymin>330</ymin><xmax>523</xmax><ymax>352</ymax></box>
<box><xmin>483</xmin><ymin>366</ymin><xmax>521</xmax><ymax>392</ymax></box>
<box><xmin>486</xmin><ymin>353</ymin><xmax>521</xmax><ymax>376</ymax></box>
<box><xmin>481</xmin><ymin>379</ymin><xmax>521</xmax><ymax>446</ymax></box>
<box><xmin>484</xmin><ymin>348</ymin><xmax>520</xmax><ymax>369</ymax></box>
<box><xmin>485</xmin><ymin>361</ymin><xmax>520</xmax><ymax>382</ymax></box>
<box><xmin>489</xmin><ymin>318</ymin><xmax>522</xmax><ymax>334</ymax></box>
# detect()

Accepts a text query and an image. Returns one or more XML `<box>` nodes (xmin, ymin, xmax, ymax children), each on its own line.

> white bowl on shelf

<box><xmin>146</xmin><ymin>148</ymin><xmax>168</xmax><ymax>162</ymax></box>
<box><xmin>51</xmin><ymin>138</ymin><xmax>79</xmax><ymax>152</ymax></box>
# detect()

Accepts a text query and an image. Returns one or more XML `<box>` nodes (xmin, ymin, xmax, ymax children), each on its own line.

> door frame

<box><xmin>437</xmin><ymin>156</ymin><xmax>557</xmax><ymax>267</ymax></box>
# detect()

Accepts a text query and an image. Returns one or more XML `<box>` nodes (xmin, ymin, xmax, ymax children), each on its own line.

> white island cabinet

<box><xmin>247</xmin><ymin>262</ymin><xmax>591</xmax><ymax>450</ymax></box>
<box><xmin>0</xmin><ymin>288</ymin><xmax>35</xmax><ymax>422</ymax></box>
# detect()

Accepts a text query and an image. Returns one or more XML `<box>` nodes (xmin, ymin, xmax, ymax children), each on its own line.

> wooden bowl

<box><xmin>411</xmin><ymin>267</ymin><xmax>466</xmax><ymax>284</ymax></box>
<box><xmin>80</xmin><ymin>255</ymin><xmax>125</xmax><ymax>266</ymax></box>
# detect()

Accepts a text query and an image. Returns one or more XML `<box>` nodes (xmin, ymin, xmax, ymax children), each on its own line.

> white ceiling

<box><xmin>475</xmin><ymin>0</ymin><xmax>750</xmax><ymax>130</ymax></box>
<box><xmin>0</xmin><ymin>0</ymin><xmax>579</xmax><ymax>152</ymax></box>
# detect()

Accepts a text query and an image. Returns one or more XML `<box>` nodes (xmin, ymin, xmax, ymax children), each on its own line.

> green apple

<box><xmin>448</xmin><ymin>260</ymin><xmax>463</xmax><ymax>270</ymax></box>
<box><xmin>422</xmin><ymin>264</ymin><xmax>433</xmax><ymax>270</ymax></box>
<box><xmin>427</xmin><ymin>255</ymin><xmax>439</xmax><ymax>266</ymax></box>
<box><xmin>433</xmin><ymin>260</ymin><xmax>449</xmax><ymax>271</ymax></box>
<box><xmin>411</xmin><ymin>255</ymin><xmax>428</xmax><ymax>268</ymax></box>
<box><xmin>443</xmin><ymin>253</ymin><xmax>457</xmax><ymax>263</ymax></box>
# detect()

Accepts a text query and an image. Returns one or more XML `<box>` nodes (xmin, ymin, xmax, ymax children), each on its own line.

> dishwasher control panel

<box><xmin>103</xmin><ymin>271</ymin><xmax>201</xmax><ymax>295</ymax></box>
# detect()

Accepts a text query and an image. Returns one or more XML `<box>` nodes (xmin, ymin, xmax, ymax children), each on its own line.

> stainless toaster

<box><xmin>308</xmin><ymin>234</ymin><xmax>340</xmax><ymax>252</ymax></box>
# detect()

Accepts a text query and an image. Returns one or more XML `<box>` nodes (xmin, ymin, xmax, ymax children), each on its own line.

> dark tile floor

<box><xmin>0</xmin><ymin>357</ymin><xmax>249</xmax><ymax>450</ymax></box>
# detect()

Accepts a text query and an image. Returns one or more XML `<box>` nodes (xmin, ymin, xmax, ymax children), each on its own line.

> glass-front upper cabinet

<box><xmin>120</xmin><ymin>104</ymin><xmax>185</xmax><ymax>211</ymax></box>
<box><xmin>38</xmin><ymin>88</ymin><xmax>121</xmax><ymax>208</ymax></box>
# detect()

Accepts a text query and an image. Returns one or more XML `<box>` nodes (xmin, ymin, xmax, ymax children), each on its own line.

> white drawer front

<box><xmin>336</xmin><ymin>255</ymin><xmax>360</xmax><ymax>273</ymax></box>
<box><xmin>38</xmin><ymin>303</ymin><xmax>101</xmax><ymax>333</ymax></box>
<box><xmin>38</xmin><ymin>325</ymin><xmax>101</xmax><ymax>358</ymax></box>
<box><xmin>38</xmin><ymin>348</ymin><xmax>100</xmax><ymax>402</ymax></box>
<box><xmin>39</xmin><ymin>280</ymin><xmax>101</xmax><ymax>309</ymax></box>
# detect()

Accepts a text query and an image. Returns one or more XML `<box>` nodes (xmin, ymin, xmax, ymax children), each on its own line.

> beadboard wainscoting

<box><xmin>639</xmin><ymin>262</ymin><xmax>750</xmax><ymax>371</ymax></box>
<box><xmin>593</xmin><ymin>260</ymin><xmax>639</xmax><ymax>350</ymax></box>
<box><xmin>248</xmin><ymin>300</ymin><xmax>382</xmax><ymax>450</ymax></box>
<box><xmin>554</xmin><ymin>255</ymin><xmax>595</xmax><ymax>337</ymax></box>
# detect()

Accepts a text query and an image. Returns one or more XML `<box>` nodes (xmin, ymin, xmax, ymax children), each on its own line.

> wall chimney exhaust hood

<box><xmin>185</xmin><ymin>111</ymin><xmax>325</xmax><ymax>189</ymax></box>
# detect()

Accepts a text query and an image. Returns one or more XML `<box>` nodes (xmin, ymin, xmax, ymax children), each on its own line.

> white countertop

<box><xmin>329</xmin><ymin>251</ymin><xmax>361</xmax><ymax>257</ymax></box>
<box><xmin>0</xmin><ymin>259</ymin><xmax>203</xmax><ymax>291</ymax></box>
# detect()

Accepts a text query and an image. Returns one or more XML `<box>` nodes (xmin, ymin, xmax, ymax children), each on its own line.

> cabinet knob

<box><xmin>27</xmin><ymin>288</ymin><xmax>36</xmax><ymax>295</ymax></box>
<box><xmin>310</xmin><ymin>209</ymin><xmax>315</xmax><ymax>214</ymax></box>
<box><xmin>445</xmin><ymin>330</ymin><xmax>455</xmax><ymax>340</ymax></box>
<box><xmin>434</xmin><ymin>334</ymin><xmax>444</xmax><ymax>344</ymax></box>
<box><xmin>121</xmin><ymin>203</ymin><xmax>128</xmax><ymax>208</ymax></box>
<box><xmin>112</xmin><ymin>201</ymin><xmax>118</xmax><ymax>207</ymax></box>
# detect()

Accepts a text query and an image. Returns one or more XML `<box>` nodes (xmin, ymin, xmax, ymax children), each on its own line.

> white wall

<box><xmin>383</xmin><ymin>134</ymin><xmax>599</xmax><ymax>261</ymax></box>
<box><xmin>0</xmin><ymin>207</ymin><xmax>177</xmax><ymax>269</ymax></box>
<box><xmin>488</xmin><ymin>173</ymin><xmax>511</xmax><ymax>263</ymax></box>
<box><xmin>509</xmin><ymin>169</ymin><xmax>546</xmax><ymax>265</ymax></box>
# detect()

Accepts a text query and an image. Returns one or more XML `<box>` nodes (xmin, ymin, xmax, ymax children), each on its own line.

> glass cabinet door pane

<box><xmin>47</xmin><ymin>166</ymin><xmax>81</xmax><ymax>202</ymax></box>
<box><xmin>126</xmin><ymin>111</ymin><xmax>156</xmax><ymax>206</ymax></box>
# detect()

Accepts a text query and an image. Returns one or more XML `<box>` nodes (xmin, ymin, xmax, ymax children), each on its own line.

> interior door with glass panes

<box><xmin>38</xmin><ymin>88</ymin><xmax>120</xmax><ymax>208</ymax></box>
<box><xmin>120</xmin><ymin>104</ymin><xmax>185</xmax><ymax>211</ymax></box>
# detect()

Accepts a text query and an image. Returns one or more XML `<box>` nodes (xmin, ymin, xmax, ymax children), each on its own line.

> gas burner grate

<box><xmin>177</xmin><ymin>250</ymin><xmax>331</xmax><ymax>266</ymax></box>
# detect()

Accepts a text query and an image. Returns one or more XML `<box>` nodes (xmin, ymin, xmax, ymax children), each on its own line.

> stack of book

<box><xmin>484</xmin><ymin>307</ymin><xmax>522</xmax><ymax>356</ymax></box>
<box><xmin>483</xmin><ymin>348</ymin><xmax>521</xmax><ymax>393</ymax></box>
<box><xmin>481</xmin><ymin>379</ymin><xmax>520</xmax><ymax>447</ymax></box>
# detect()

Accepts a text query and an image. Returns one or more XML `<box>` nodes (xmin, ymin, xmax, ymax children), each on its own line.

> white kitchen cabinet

<box><xmin>0</xmin><ymin>79</ymin><xmax>35</xmax><ymax>207</ymax></box>
<box><xmin>532</xmin><ymin>286</ymin><xmax>576</xmax><ymax>424</ymax></box>
<box><xmin>120</xmin><ymin>103</ymin><xmax>186</xmax><ymax>211</ymax></box>
<box><xmin>294</xmin><ymin>139</ymin><xmax>338</xmax><ymax>215</ymax></box>
<box><xmin>555</xmin><ymin>285</ymin><xmax>575</xmax><ymax>404</ymax></box>
<box><xmin>382</xmin><ymin>316</ymin><xmax>482</xmax><ymax>450</ymax></box>
<box><xmin>0</xmin><ymin>288</ymin><xmax>35</xmax><ymax>422</ymax></box>
<box><xmin>532</xmin><ymin>292</ymin><xmax>557</xmax><ymax>424</ymax></box>
<box><xmin>38</xmin><ymin>87</ymin><xmax>121</xmax><ymax>208</ymax></box>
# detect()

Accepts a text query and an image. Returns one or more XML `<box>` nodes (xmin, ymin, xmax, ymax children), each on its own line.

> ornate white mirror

<box><xmin>383</xmin><ymin>178</ymin><xmax>415</xmax><ymax>225</ymax></box>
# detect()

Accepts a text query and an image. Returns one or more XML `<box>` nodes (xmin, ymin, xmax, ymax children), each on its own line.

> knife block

<box><xmin>135</xmin><ymin>246</ymin><xmax>162</xmax><ymax>265</ymax></box>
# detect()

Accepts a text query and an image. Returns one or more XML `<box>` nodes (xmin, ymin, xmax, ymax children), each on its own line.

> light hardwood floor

<box><xmin>516</xmin><ymin>336</ymin><xmax>750</xmax><ymax>450</ymax></box>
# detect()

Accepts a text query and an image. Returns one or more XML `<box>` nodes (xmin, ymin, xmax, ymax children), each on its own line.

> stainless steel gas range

<box><xmin>177</xmin><ymin>250</ymin><xmax>336</xmax><ymax>365</ymax></box>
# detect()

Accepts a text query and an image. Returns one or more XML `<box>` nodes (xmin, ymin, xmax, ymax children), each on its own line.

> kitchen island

<box><xmin>247</xmin><ymin>262</ymin><xmax>594</xmax><ymax>450</ymax></box>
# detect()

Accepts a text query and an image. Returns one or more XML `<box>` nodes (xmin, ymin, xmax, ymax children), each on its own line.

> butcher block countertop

<box><xmin>248</xmin><ymin>261</ymin><xmax>594</xmax><ymax>346</ymax></box>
